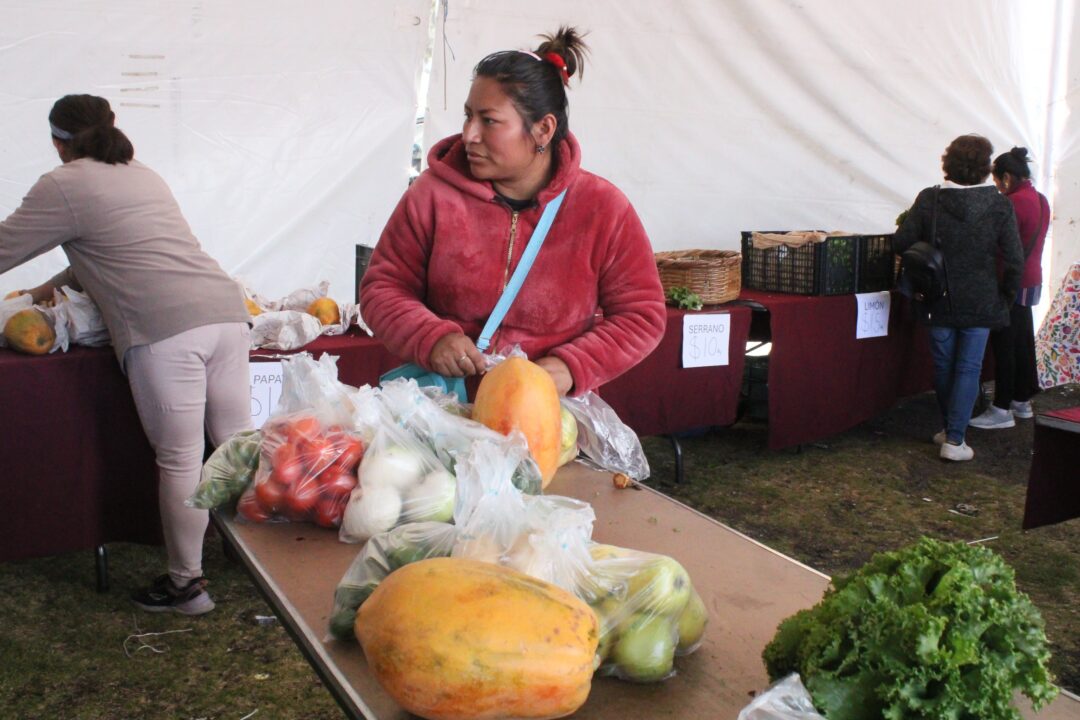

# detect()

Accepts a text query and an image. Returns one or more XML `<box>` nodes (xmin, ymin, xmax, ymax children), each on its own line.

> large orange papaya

<box><xmin>355</xmin><ymin>557</ymin><xmax>599</xmax><ymax>720</ymax></box>
<box><xmin>472</xmin><ymin>356</ymin><xmax>562</xmax><ymax>487</ymax></box>
<box><xmin>3</xmin><ymin>308</ymin><xmax>55</xmax><ymax>355</ymax></box>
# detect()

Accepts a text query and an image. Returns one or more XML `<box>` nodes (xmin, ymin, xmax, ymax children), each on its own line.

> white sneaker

<box><xmin>968</xmin><ymin>406</ymin><xmax>1015</xmax><ymax>430</ymax></box>
<box><xmin>1010</xmin><ymin>400</ymin><xmax>1034</xmax><ymax>419</ymax></box>
<box><xmin>932</xmin><ymin>430</ymin><xmax>947</xmax><ymax>445</ymax></box>
<box><xmin>940</xmin><ymin>441</ymin><xmax>974</xmax><ymax>462</ymax></box>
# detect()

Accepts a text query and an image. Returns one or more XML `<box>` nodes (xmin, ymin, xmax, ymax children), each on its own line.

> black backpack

<box><xmin>897</xmin><ymin>186</ymin><xmax>949</xmax><ymax>304</ymax></box>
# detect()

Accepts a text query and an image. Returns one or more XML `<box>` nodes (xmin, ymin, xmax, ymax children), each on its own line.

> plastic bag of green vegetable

<box><xmin>186</xmin><ymin>430</ymin><xmax>261</xmax><ymax>509</ymax></box>
<box><xmin>762</xmin><ymin>537</ymin><xmax>1058</xmax><ymax>720</ymax></box>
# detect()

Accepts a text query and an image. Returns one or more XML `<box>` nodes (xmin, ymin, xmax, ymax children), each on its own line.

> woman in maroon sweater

<box><xmin>359</xmin><ymin>27</ymin><xmax>665</xmax><ymax>397</ymax></box>
<box><xmin>970</xmin><ymin>147</ymin><xmax>1050</xmax><ymax>429</ymax></box>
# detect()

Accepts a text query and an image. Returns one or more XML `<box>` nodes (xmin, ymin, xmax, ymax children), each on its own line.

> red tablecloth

<box><xmin>1</xmin><ymin>345</ymin><xmax>161</xmax><ymax>562</ymax></box>
<box><xmin>739</xmin><ymin>289</ymin><xmax>934</xmax><ymax>449</ymax></box>
<box><xmin>1024</xmin><ymin>407</ymin><xmax>1080</xmax><ymax>530</ymax></box>
<box><xmin>600</xmin><ymin>306</ymin><xmax>751</xmax><ymax>436</ymax></box>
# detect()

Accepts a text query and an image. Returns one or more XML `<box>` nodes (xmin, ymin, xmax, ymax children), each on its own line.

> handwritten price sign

<box><xmin>249</xmin><ymin>361</ymin><xmax>283</xmax><ymax>429</ymax></box>
<box><xmin>682</xmin><ymin>313</ymin><xmax>731</xmax><ymax>368</ymax></box>
<box><xmin>855</xmin><ymin>291</ymin><xmax>891</xmax><ymax>339</ymax></box>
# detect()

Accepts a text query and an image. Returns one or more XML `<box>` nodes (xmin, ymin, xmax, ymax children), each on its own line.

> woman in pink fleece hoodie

<box><xmin>359</xmin><ymin>26</ymin><xmax>665</xmax><ymax>397</ymax></box>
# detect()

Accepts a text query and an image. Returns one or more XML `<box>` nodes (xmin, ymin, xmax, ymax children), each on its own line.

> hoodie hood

<box><xmin>426</xmin><ymin>132</ymin><xmax>583</xmax><ymax>204</ymax></box>
<box><xmin>938</xmin><ymin>185</ymin><xmax>1001</xmax><ymax>223</ymax></box>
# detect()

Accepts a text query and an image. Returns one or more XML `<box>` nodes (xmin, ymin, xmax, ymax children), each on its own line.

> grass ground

<box><xmin>0</xmin><ymin>385</ymin><xmax>1076</xmax><ymax>719</ymax></box>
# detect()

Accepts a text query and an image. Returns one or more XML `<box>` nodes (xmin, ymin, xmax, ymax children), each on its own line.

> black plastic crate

<box><xmin>855</xmin><ymin>233</ymin><xmax>895</xmax><ymax>293</ymax></box>
<box><xmin>741</xmin><ymin>231</ymin><xmax>857</xmax><ymax>296</ymax></box>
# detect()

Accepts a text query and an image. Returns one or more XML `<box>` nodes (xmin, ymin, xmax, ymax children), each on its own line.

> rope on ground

<box><xmin>122</xmin><ymin>614</ymin><xmax>193</xmax><ymax>658</ymax></box>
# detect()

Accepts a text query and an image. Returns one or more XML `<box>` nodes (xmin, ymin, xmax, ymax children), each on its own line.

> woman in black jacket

<box><xmin>894</xmin><ymin>135</ymin><xmax>1023</xmax><ymax>462</ymax></box>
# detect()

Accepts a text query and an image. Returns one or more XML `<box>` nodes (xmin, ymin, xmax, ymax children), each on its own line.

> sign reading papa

<box><xmin>249</xmin><ymin>361</ymin><xmax>283</xmax><ymax>429</ymax></box>
<box><xmin>682</xmin><ymin>313</ymin><xmax>731</xmax><ymax>368</ymax></box>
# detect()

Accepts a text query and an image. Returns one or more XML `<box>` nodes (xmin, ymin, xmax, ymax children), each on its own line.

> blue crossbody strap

<box><xmin>476</xmin><ymin>188</ymin><xmax>567</xmax><ymax>352</ymax></box>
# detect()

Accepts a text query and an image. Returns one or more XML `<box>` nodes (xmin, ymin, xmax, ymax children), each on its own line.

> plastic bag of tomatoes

<box><xmin>236</xmin><ymin>412</ymin><xmax>365</xmax><ymax>528</ymax></box>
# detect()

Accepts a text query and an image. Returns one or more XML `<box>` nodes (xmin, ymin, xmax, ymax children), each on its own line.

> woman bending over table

<box><xmin>0</xmin><ymin>94</ymin><xmax>251</xmax><ymax>615</ymax></box>
<box><xmin>359</xmin><ymin>26</ymin><xmax>666</xmax><ymax>397</ymax></box>
<box><xmin>894</xmin><ymin>134</ymin><xmax>1023</xmax><ymax>462</ymax></box>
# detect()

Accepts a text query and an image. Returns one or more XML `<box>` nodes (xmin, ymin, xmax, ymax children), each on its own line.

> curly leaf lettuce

<box><xmin>762</xmin><ymin>537</ymin><xmax>1058</xmax><ymax>720</ymax></box>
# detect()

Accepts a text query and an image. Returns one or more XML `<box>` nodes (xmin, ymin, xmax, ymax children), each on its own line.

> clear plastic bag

<box><xmin>562</xmin><ymin>391</ymin><xmax>650</xmax><ymax>481</ymax></box>
<box><xmin>249</xmin><ymin>310</ymin><xmax>324</xmax><ymax>351</ymax></box>
<box><xmin>243</xmin><ymin>279</ymin><xmax>360</xmax><ymax>340</ymax></box>
<box><xmin>234</xmin><ymin>354</ymin><xmax>366</xmax><ymax>527</ymax></box>
<box><xmin>583</xmin><ymin>543</ymin><xmax>707</xmax><ymax>683</ymax></box>
<box><xmin>379</xmin><ymin>377</ymin><xmax>543</xmax><ymax>495</ymax></box>
<box><xmin>339</xmin><ymin>420</ymin><xmax>449</xmax><ymax>543</ymax></box>
<box><xmin>187</xmin><ymin>430</ymin><xmax>261</xmax><ymax>509</ymax></box>
<box><xmin>47</xmin><ymin>286</ymin><xmax>111</xmax><ymax>351</ymax></box>
<box><xmin>326</xmin><ymin>521</ymin><xmax>458</xmax><ymax>641</ymax></box>
<box><xmin>737</xmin><ymin>674</ymin><xmax>824</xmax><ymax>720</ymax></box>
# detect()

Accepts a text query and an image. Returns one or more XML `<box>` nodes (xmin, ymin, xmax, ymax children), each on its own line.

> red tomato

<box><xmin>284</xmin><ymin>476</ymin><xmax>321</xmax><ymax>516</ymax></box>
<box><xmin>288</xmin><ymin>415</ymin><xmax>321</xmax><ymax>441</ymax></box>
<box><xmin>254</xmin><ymin>478</ymin><xmax>286</xmax><ymax>513</ymax></box>
<box><xmin>271</xmin><ymin>458</ymin><xmax>304</xmax><ymax>488</ymax></box>
<box><xmin>271</xmin><ymin>442</ymin><xmax>298</xmax><ymax>470</ymax></box>
<box><xmin>237</xmin><ymin>490</ymin><xmax>271</xmax><ymax>522</ymax></box>
<box><xmin>336</xmin><ymin>436</ymin><xmax>365</xmax><ymax>471</ymax></box>
<box><xmin>298</xmin><ymin>436</ymin><xmax>333</xmax><ymax>473</ymax></box>
<box><xmin>320</xmin><ymin>470</ymin><xmax>358</xmax><ymax>500</ymax></box>
<box><xmin>314</xmin><ymin>494</ymin><xmax>348</xmax><ymax>528</ymax></box>
<box><xmin>320</xmin><ymin>457</ymin><xmax>346</xmax><ymax>478</ymax></box>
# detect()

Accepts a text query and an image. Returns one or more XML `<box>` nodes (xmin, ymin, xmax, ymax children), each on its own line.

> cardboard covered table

<box><xmin>212</xmin><ymin>462</ymin><xmax>1079</xmax><ymax>720</ymax></box>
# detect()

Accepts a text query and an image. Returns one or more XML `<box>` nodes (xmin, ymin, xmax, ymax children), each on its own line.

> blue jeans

<box><xmin>929</xmin><ymin>326</ymin><xmax>990</xmax><ymax>444</ymax></box>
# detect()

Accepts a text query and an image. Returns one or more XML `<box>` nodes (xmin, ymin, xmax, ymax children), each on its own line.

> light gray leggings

<box><xmin>125</xmin><ymin>322</ymin><xmax>252</xmax><ymax>584</ymax></box>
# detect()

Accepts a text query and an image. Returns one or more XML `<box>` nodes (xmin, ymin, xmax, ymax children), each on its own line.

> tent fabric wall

<box><xmin>422</xmin><ymin>1</ymin><xmax>1064</xmax><ymax>264</ymax></box>
<box><xmin>0</xmin><ymin>0</ymin><xmax>430</xmax><ymax>300</ymax></box>
<box><xmin>1</xmin><ymin>1</ymin><xmax>1076</xmax><ymax>308</ymax></box>
<box><xmin>1050</xmin><ymin>0</ymin><xmax>1080</xmax><ymax>294</ymax></box>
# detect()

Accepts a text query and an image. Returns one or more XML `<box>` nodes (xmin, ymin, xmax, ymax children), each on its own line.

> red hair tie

<box><xmin>543</xmin><ymin>52</ymin><xmax>570</xmax><ymax>85</ymax></box>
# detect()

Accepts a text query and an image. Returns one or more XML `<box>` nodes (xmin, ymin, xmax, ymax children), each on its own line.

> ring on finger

<box><xmin>457</xmin><ymin>354</ymin><xmax>469</xmax><ymax>364</ymax></box>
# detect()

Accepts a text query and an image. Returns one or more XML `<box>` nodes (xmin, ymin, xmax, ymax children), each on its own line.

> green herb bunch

<box><xmin>763</xmin><ymin>537</ymin><xmax>1058</xmax><ymax>720</ymax></box>
<box><xmin>665</xmin><ymin>286</ymin><xmax>704</xmax><ymax>311</ymax></box>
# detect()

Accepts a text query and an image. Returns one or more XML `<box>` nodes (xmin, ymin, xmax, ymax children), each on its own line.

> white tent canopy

<box><xmin>2</xmin><ymin>0</ymin><xmax>1077</xmax><ymax>305</ymax></box>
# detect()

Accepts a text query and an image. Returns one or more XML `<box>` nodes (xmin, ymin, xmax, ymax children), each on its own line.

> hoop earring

<box><xmin>536</xmin><ymin>144</ymin><xmax>546</xmax><ymax>154</ymax></box>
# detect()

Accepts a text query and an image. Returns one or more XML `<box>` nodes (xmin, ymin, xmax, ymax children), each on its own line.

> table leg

<box><xmin>668</xmin><ymin>435</ymin><xmax>684</xmax><ymax>484</ymax></box>
<box><xmin>95</xmin><ymin>545</ymin><xmax>109</xmax><ymax>593</ymax></box>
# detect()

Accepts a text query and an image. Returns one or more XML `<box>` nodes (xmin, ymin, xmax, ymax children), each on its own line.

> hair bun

<box><xmin>1011</xmin><ymin>147</ymin><xmax>1029</xmax><ymax>160</ymax></box>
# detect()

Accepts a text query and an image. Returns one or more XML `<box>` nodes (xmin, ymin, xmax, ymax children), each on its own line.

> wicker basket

<box><xmin>655</xmin><ymin>249</ymin><xmax>742</xmax><ymax>305</ymax></box>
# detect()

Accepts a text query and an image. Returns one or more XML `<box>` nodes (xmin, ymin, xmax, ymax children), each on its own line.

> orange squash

<box><xmin>355</xmin><ymin>557</ymin><xmax>599</xmax><ymax>720</ymax></box>
<box><xmin>472</xmin><ymin>357</ymin><xmax>562</xmax><ymax>487</ymax></box>
<box><xmin>3</xmin><ymin>308</ymin><xmax>55</xmax><ymax>355</ymax></box>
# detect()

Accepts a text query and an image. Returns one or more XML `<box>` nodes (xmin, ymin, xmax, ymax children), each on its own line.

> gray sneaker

<box><xmin>1010</xmin><ymin>400</ymin><xmax>1034</xmax><ymax>419</ymax></box>
<box><xmin>969</xmin><ymin>406</ymin><xmax>1015</xmax><ymax>430</ymax></box>
<box><xmin>932</xmin><ymin>430</ymin><xmax>947</xmax><ymax>445</ymax></box>
<box><xmin>940</xmin><ymin>441</ymin><xmax>974</xmax><ymax>462</ymax></box>
<box><xmin>132</xmin><ymin>575</ymin><xmax>215</xmax><ymax>616</ymax></box>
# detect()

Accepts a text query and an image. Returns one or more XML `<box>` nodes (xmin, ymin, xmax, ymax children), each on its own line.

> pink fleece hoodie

<box><xmin>359</xmin><ymin>132</ymin><xmax>666</xmax><ymax>395</ymax></box>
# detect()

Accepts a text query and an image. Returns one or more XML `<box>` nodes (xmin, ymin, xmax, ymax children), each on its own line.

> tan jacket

<box><xmin>0</xmin><ymin>158</ymin><xmax>248</xmax><ymax>363</ymax></box>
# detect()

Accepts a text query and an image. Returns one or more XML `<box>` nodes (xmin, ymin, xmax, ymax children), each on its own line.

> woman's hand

<box><xmin>429</xmin><ymin>333</ymin><xmax>486</xmax><ymax>377</ymax></box>
<box><xmin>536</xmin><ymin>356</ymin><xmax>573</xmax><ymax>397</ymax></box>
<box><xmin>4</xmin><ymin>284</ymin><xmax>54</xmax><ymax>305</ymax></box>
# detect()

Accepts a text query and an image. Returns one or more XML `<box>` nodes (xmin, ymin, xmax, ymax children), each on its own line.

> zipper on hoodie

<box><xmin>490</xmin><ymin>209</ymin><xmax>520</xmax><ymax>352</ymax></box>
<box><xmin>502</xmin><ymin>210</ymin><xmax>520</xmax><ymax>290</ymax></box>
